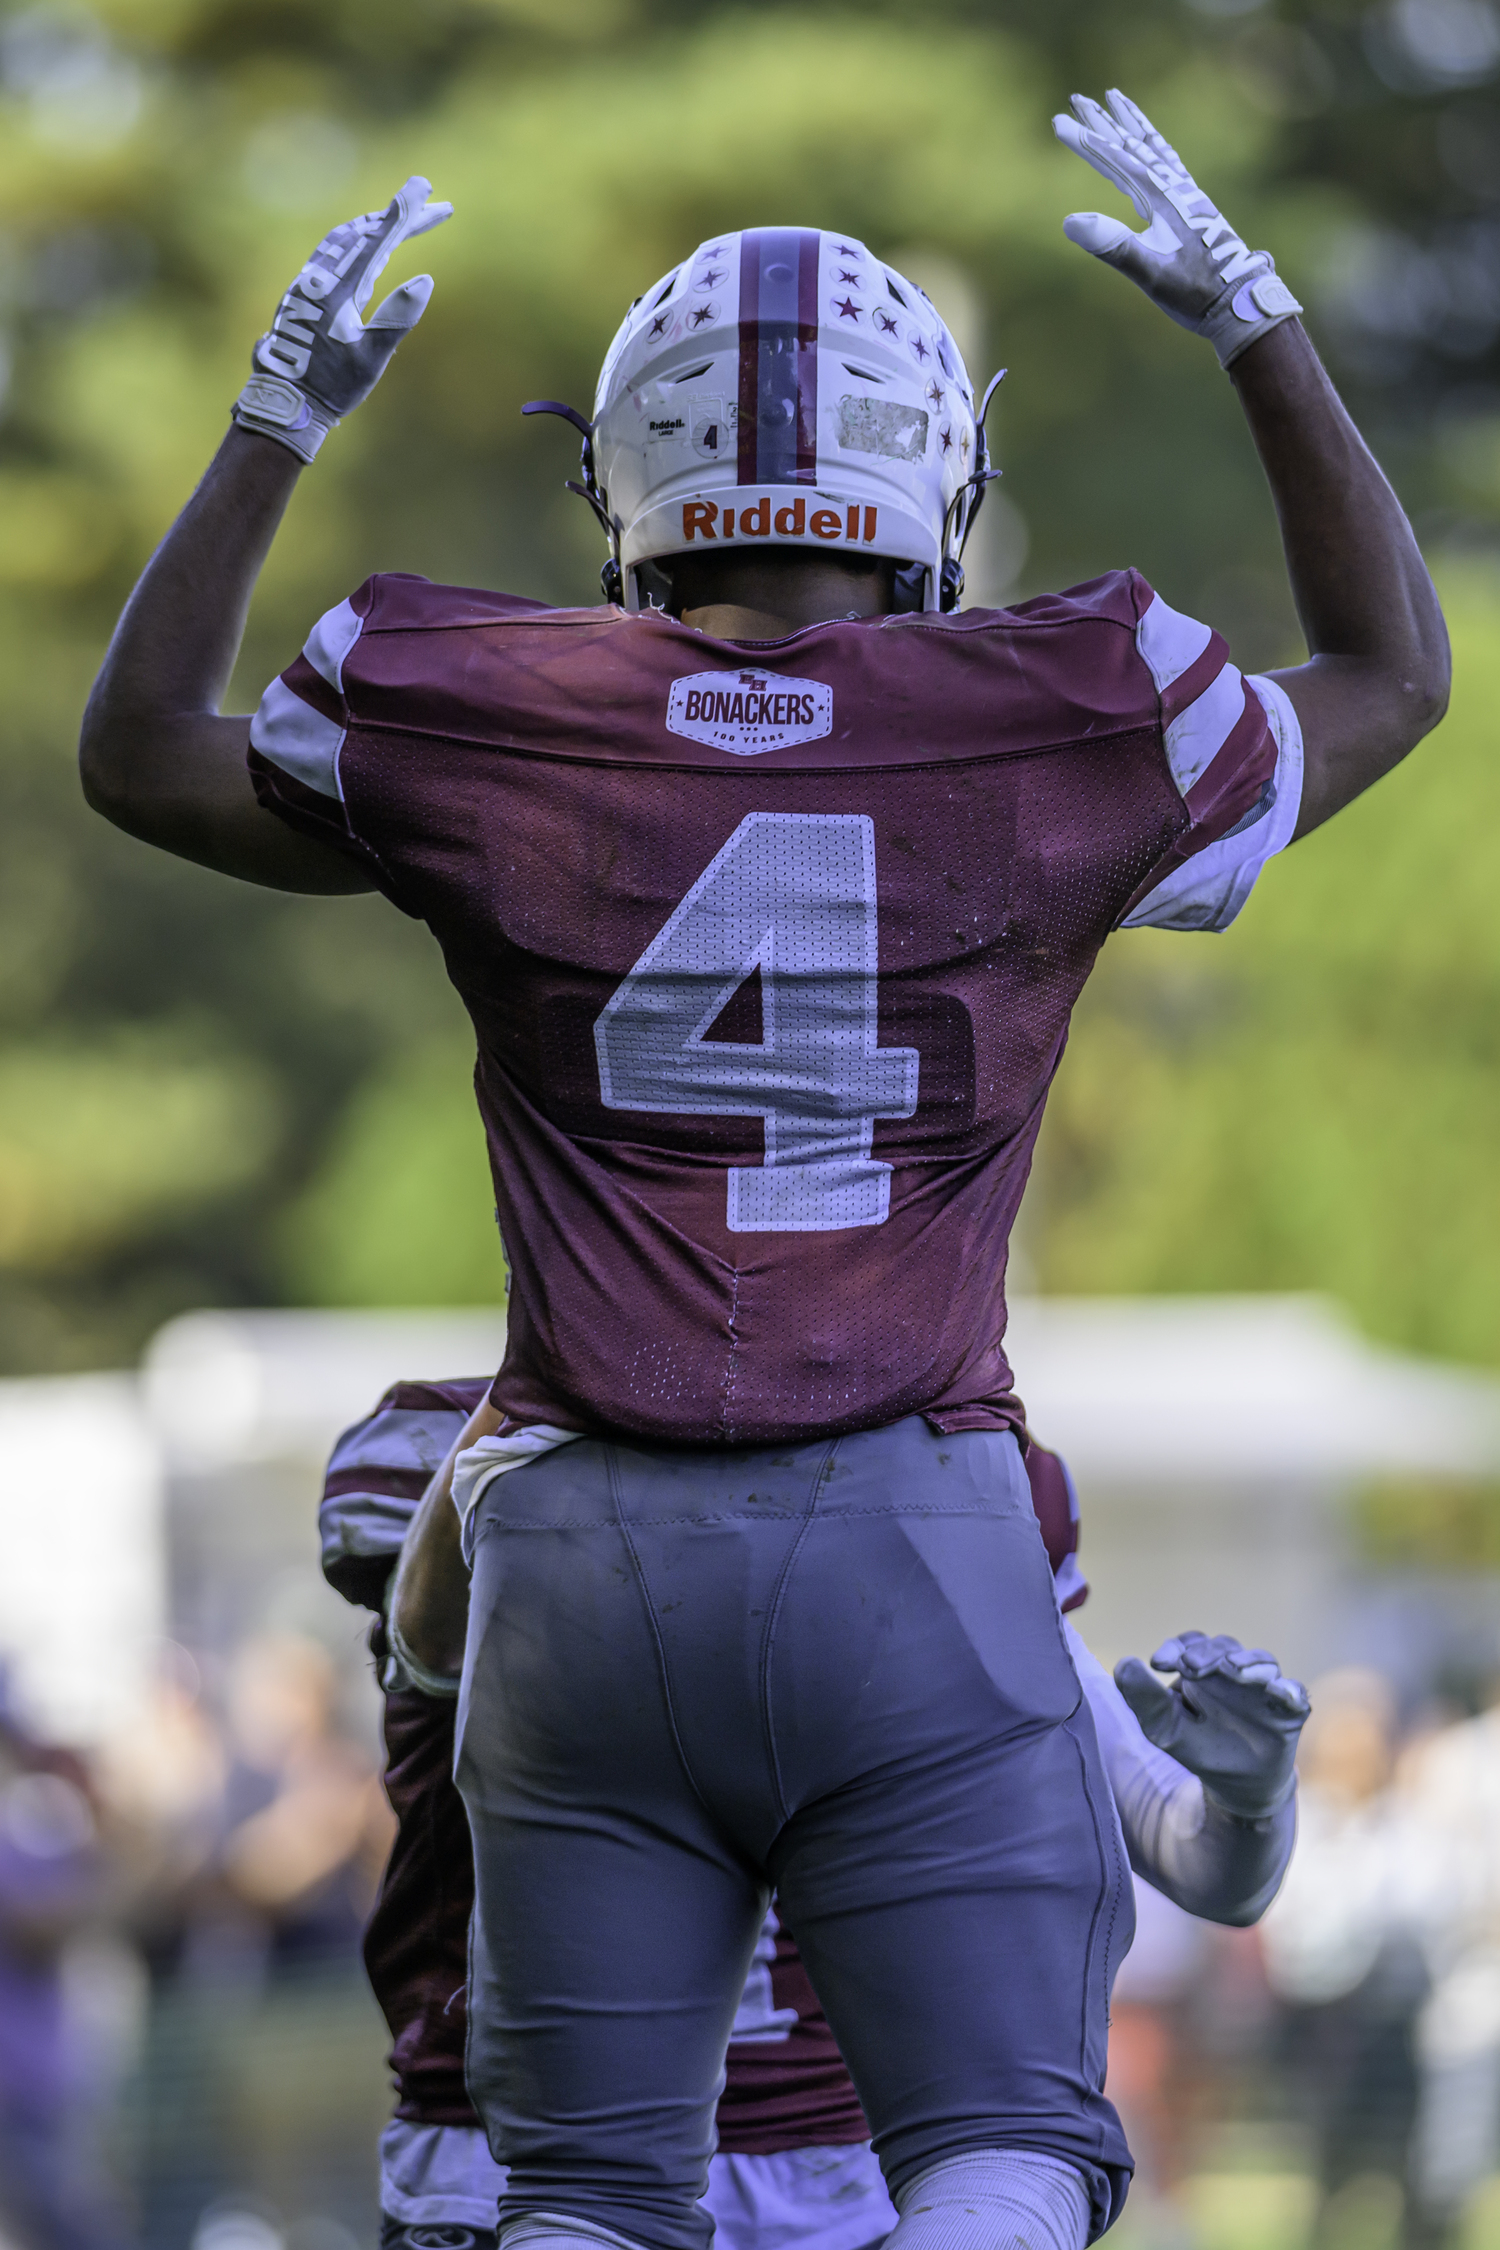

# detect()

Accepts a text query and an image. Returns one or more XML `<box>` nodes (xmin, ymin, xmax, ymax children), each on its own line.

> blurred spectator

<box><xmin>1401</xmin><ymin>1681</ymin><xmax>1500</xmax><ymax>2249</ymax></box>
<box><xmin>102</xmin><ymin>1633</ymin><xmax>390</xmax><ymax>2250</ymax></box>
<box><xmin>97</xmin><ymin>1647</ymin><xmax>231</xmax><ymax>2250</ymax></box>
<box><xmin>98</xmin><ymin>1646</ymin><xmax>228</xmax><ymax>1931</ymax></box>
<box><xmin>1260</xmin><ymin>1668</ymin><xmax>1437</xmax><ymax>2247</ymax></box>
<box><xmin>212</xmin><ymin>1636</ymin><xmax>393</xmax><ymax>2242</ymax></box>
<box><xmin>1106</xmin><ymin>1878</ymin><xmax>1212</xmax><ymax>2250</ymax></box>
<box><xmin>0</xmin><ymin>1664</ymin><xmax>130</xmax><ymax>2250</ymax></box>
<box><xmin>218</xmin><ymin>1634</ymin><xmax>391</xmax><ymax>1972</ymax></box>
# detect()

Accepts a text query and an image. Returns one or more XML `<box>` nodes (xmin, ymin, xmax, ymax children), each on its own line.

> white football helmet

<box><xmin>528</xmin><ymin>229</ymin><xmax>999</xmax><ymax>613</ymax></box>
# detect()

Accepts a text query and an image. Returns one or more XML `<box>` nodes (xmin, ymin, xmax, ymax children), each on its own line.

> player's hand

<box><xmin>232</xmin><ymin>175</ymin><xmax>452</xmax><ymax>463</ymax></box>
<box><xmin>1052</xmin><ymin>90</ymin><xmax>1302</xmax><ymax>368</ymax></box>
<box><xmin>1114</xmin><ymin>1630</ymin><xmax>1310</xmax><ymax>1821</ymax></box>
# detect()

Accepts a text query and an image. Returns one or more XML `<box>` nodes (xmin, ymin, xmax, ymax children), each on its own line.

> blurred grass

<box><xmin>1119</xmin><ymin>2166</ymin><xmax>1500</xmax><ymax>2250</ymax></box>
<box><xmin>1035</xmin><ymin>565</ymin><xmax>1500</xmax><ymax>1369</ymax></box>
<box><xmin>1354</xmin><ymin>1476</ymin><xmax>1500</xmax><ymax>1571</ymax></box>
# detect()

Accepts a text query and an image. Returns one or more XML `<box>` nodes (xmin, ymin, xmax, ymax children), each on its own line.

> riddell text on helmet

<box><xmin>681</xmin><ymin>500</ymin><xmax>879</xmax><ymax>543</ymax></box>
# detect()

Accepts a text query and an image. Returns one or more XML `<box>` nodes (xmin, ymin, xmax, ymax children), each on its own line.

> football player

<box><xmin>321</xmin><ymin>1379</ymin><xmax>1307</xmax><ymax>2250</ymax></box>
<box><xmin>81</xmin><ymin>86</ymin><xmax>1445</xmax><ymax>2250</ymax></box>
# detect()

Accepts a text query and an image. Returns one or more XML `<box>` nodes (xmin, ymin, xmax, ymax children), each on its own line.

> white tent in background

<box><xmin>2</xmin><ymin>1293</ymin><xmax>1499</xmax><ymax>1740</ymax></box>
<box><xmin>0</xmin><ymin>1373</ymin><xmax>163</xmax><ymax>1742</ymax></box>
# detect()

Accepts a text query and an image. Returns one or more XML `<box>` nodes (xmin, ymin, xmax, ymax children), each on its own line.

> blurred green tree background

<box><xmin>1</xmin><ymin>0</ymin><xmax>1498</xmax><ymax>1372</ymax></box>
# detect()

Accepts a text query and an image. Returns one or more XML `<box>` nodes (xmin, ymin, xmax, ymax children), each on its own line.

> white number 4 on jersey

<box><xmin>594</xmin><ymin>813</ymin><xmax>919</xmax><ymax>1232</ymax></box>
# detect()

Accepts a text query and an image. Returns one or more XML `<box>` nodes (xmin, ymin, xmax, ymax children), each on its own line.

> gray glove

<box><xmin>233</xmin><ymin>174</ymin><xmax>452</xmax><ymax>464</ymax></box>
<box><xmin>1114</xmin><ymin>1630</ymin><xmax>1310</xmax><ymax>1821</ymax></box>
<box><xmin>1052</xmin><ymin>90</ymin><xmax>1302</xmax><ymax>368</ymax></box>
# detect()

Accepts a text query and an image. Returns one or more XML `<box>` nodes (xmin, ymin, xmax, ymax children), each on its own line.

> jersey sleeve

<box><xmin>319</xmin><ymin>1379</ymin><xmax>487</xmax><ymax>1610</ymax></box>
<box><xmin>1025</xmin><ymin>1441</ymin><xmax>1088</xmax><ymax>1613</ymax></box>
<box><xmin>1119</xmin><ymin>592</ymin><xmax>1303</xmax><ymax>935</ymax></box>
<box><xmin>248</xmin><ymin>581</ymin><xmax>396</xmax><ymax>889</ymax></box>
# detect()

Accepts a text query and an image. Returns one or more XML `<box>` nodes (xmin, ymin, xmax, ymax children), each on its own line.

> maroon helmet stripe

<box><xmin>736</xmin><ymin>230</ymin><xmax>822</xmax><ymax>491</ymax></box>
<box><xmin>795</xmin><ymin>229</ymin><xmax>820</xmax><ymax>482</ymax></box>
<box><xmin>737</xmin><ymin>234</ymin><xmax>762</xmax><ymax>486</ymax></box>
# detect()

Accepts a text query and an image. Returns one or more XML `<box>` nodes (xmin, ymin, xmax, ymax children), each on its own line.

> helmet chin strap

<box><xmin>893</xmin><ymin>562</ymin><xmax>929</xmax><ymax>615</ymax></box>
<box><xmin>939</xmin><ymin>367</ymin><xmax>1007</xmax><ymax>611</ymax></box>
<box><xmin>522</xmin><ymin>400</ymin><xmax>624</xmax><ymax>603</ymax></box>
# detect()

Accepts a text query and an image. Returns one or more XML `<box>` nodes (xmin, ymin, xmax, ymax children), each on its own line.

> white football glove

<box><xmin>1115</xmin><ymin>1630</ymin><xmax>1310</xmax><ymax>1821</ymax></box>
<box><xmin>1053</xmin><ymin>90</ymin><xmax>1302</xmax><ymax>369</ymax></box>
<box><xmin>232</xmin><ymin>175</ymin><xmax>452</xmax><ymax>464</ymax></box>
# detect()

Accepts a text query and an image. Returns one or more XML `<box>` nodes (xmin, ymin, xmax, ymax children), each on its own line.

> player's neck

<box><xmin>672</xmin><ymin>551</ymin><xmax>895</xmax><ymax>640</ymax></box>
<box><xmin>680</xmin><ymin>599</ymin><xmax>874</xmax><ymax>640</ymax></box>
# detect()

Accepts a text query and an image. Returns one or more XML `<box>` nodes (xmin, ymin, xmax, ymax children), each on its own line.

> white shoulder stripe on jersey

<box><xmin>1136</xmin><ymin>592</ymin><xmax>1246</xmax><ymax>801</ymax></box>
<box><xmin>1163</xmin><ymin>660</ymin><xmax>1245</xmax><ymax>797</ymax></box>
<box><xmin>249</xmin><ymin>674</ymin><xmax>346</xmax><ymax>801</ymax></box>
<box><xmin>325</xmin><ymin>1405</ymin><xmax>469</xmax><ymax>1482</ymax></box>
<box><xmin>1136</xmin><ymin>592</ymin><xmax>1213</xmax><ymax>693</ymax></box>
<box><xmin>1122</xmin><ymin>674</ymin><xmax>1303</xmax><ymax>934</ymax></box>
<box><xmin>319</xmin><ymin>1488</ymin><xmax>422</xmax><ymax>1565</ymax></box>
<box><xmin>303</xmin><ymin>597</ymin><xmax>364</xmax><ymax>694</ymax></box>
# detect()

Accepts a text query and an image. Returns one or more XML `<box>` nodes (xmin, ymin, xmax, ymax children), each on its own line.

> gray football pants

<box><xmin>454</xmin><ymin>1417</ymin><xmax>1134</xmax><ymax>2250</ymax></box>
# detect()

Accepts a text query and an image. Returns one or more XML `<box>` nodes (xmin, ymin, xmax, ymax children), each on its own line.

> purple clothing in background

<box><xmin>0</xmin><ymin>1744</ymin><xmax>124</xmax><ymax>2250</ymax></box>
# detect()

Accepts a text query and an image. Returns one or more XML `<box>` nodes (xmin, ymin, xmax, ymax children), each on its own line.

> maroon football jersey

<box><xmin>325</xmin><ymin>1389</ymin><xmax>1087</xmax><ymax>2148</ymax></box>
<box><xmin>256</xmin><ymin>577</ymin><xmax>1294</xmax><ymax>1446</ymax></box>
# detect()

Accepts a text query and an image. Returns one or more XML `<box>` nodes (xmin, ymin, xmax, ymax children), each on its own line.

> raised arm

<box><xmin>80</xmin><ymin>176</ymin><xmax>450</xmax><ymax>891</ymax></box>
<box><xmin>80</xmin><ymin>429</ymin><xmax>350</xmax><ymax>888</ymax></box>
<box><xmin>1055</xmin><ymin>91</ymin><xmax>1449</xmax><ymax>840</ymax></box>
<box><xmin>1231</xmin><ymin>323</ymin><xmax>1446</xmax><ymax>835</ymax></box>
<box><xmin>1069</xmin><ymin>1624</ymin><xmax>1309</xmax><ymax>1926</ymax></box>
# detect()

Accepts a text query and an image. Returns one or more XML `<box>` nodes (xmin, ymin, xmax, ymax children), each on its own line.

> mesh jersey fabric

<box><xmin>322</xmin><ymin>1385</ymin><xmax>1090</xmax><ymax>2152</ymax></box>
<box><xmin>254</xmin><ymin>576</ymin><xmax>1297</xmax><ymax>1448</ymax></box>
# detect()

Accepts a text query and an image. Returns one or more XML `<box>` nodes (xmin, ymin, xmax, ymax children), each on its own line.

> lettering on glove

<box><xmin>1053</xmin><ymin>90</ymin><xmax>1302</xmax><ymax>368</ymax></box>
<box><xmin>232</xmin><ymin>175</ymin><xmax>451</xmax><ymax>464</ymax></box>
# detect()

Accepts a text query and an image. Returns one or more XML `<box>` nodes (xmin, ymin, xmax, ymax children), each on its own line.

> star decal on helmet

<box><xmin>833</xmin><ymin>296</ymin><xmax>861</xmax><ymax>321</ymax></box>
<box><xmin>649</xmin><ymin>314</ymin><xmax>671</xmax><ymax>338</ymax></box>
<box><xmin>836</xmin><ymin>242</ymin><xmax>860</xmax><ymax>256</ymax></box>
<box><xmin>939</xmin><ymin>426</ymin><xmax>954</xmax><ymax>453</ymax></box>
<box><xmin>910</xmin><ymin>335</ymin><xmax>930</xmax><ymax>362</ymax></box>
<box><xmin>960</xmin><ymin>430</ymin><xmax>971</xmax><ymax>458</ymax></box>
<box><xmin>875</xmin><ymin>310</ymin><xmax>899</xmax><ymax>335</ymax></box>
<box><xmin>837</xmin><ymin>267</ymin><xmax>861</xmax><ymax>285</ymax></box>
<box><xmin>925</xmin><ymin>380</ymin><xmax>944</xmax><ymax>406</ymax></box>
<box><xmin>689</xmin><ymin>303</ymin><xmax>719</xmax><ymax>327</ymax></box>
<box><xmin>694</xmin><ymin>267</ymin><xmax>725</xmax><ymax>290</ymax></box>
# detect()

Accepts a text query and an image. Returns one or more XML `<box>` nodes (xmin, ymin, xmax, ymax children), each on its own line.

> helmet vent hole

<box><xmin>671</xmin><ymin>362</ymin><xmax>713</xmax><ymax>383</ymax></box>
<box><xmin>885</xmin><ymin>276</ymin><xmax>908</xmax><ymax>307</ymax></box>
<box><xmin>652</xmin><ymin>275</ymin><xmax>678</xmax><ymax>307</ymax></box>
<box><xmin>843</xmin><ymin>363</ymin><xmax>885</xmax><ymax>383</ymax></box>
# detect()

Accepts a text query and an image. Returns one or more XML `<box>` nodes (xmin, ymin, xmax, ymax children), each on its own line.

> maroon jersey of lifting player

<box><xmin>255</xmin><ymin>578</ymin><xmax>1299</xmax><ymax>1445</ymax></box>
<box><xmin>321</xmin><ymin>1378</ymin><xmax>1088</xmax><ymax>2152</ymax></box>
